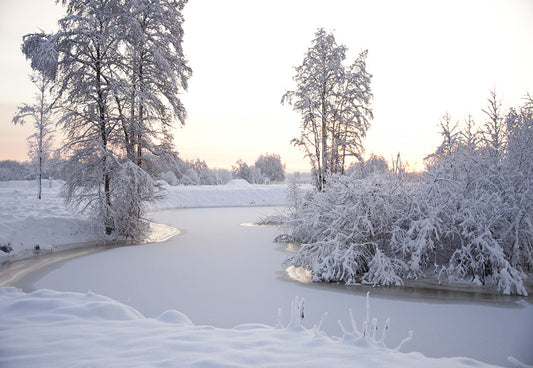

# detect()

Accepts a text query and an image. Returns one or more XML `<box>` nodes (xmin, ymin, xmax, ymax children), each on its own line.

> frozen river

<box><xmin>11</xmin><ymin>207</ymin><xmax>533</xmax><ymax>367</ymax></box>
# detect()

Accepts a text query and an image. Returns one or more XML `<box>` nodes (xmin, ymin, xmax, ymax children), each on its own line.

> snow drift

<box><xmin>0</xmin><ymin>287</ymin><xmax>500</xmax><ymax>368</ymax></box>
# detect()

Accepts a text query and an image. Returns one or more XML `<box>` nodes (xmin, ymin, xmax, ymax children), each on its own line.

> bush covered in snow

<box><xmin>284</xmin><ymin>93</ymin><xmax>533</xmax><ymax>295</ymax></box>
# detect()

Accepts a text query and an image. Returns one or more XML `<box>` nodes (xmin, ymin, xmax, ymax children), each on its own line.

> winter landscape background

<box><xmin>1</xmin><ymin>0</ymin><xmax>533</xmax><ymax>367</ymax></box>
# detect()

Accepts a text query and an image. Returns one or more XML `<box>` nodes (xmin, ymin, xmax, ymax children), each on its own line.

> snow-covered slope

<box><xmin>0</xmin><ymin>287</ymin><xmax>500</xmax><ymax>368</ymax></box>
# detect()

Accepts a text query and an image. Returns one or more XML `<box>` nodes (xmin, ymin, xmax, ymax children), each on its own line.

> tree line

<box><xmin>0</xmin><ymin>150</ymin><xmax>287</xmax><ymax>185</ymax></box>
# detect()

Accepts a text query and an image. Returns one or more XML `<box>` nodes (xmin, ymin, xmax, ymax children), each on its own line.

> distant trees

<box><xmin>283</xmin><ymin>90</ymin><xmax>533</xmax><ymax>295</ymax></box>
<box><xmin>255</xmin><ymin>153</ymin><xmax>285</xmax><ymax>182</ymax></box>
<box><xmin>0</xmin><ymin>161</ymin><xmax>31</xmax><ymax>181</ymax></box>
<box><xmin>232</xmin><ymin>159</ymin><xmax>257</xmax><ymax>184</ymax></box>
<box><xmin>154</xmin><ymin>153</ymin><xmax>287</xmax><ymax>186</ymax></box>
<box><xmin>155</xmin><ymin>155</ymin><xmax>232</xmax><ymax>186</ymax></box>
<box><xmin>282</xmin><ymin>28</ymin><xmax>372</xmax><ymax>190</ymax></box>
<box><xmin>20</xmin><ymin>0</ymin><xmax>190</xmax><ymax>239</ymax></box>
<box><xmin>345</xmin><ymin>153</ymin><xmax>389</xmax><ymax>178</ymax></box>
<box><xmin>12</xmin><ymin>72</ymin><xmax>55</xmax><ymax>199</ymax></box>
<box><xmin>233</xmin><ymin>154</ymin><xmax>286</xmax><ymax>184</ymax></box>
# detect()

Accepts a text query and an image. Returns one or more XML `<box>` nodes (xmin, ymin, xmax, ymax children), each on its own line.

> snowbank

<box><xmin>0</xmin><ymin>180</ymin><xmax>293</xmax><ymax>259</ymax></box>
<box><xmin>0</xmin><ymin>287</ymin><xmax>500</xmax><ymax>368</ymax></box>
<box><xmin>151</xmin><ymin>181</ymin><xmax>290</xmax><ymax>210</ymax></box>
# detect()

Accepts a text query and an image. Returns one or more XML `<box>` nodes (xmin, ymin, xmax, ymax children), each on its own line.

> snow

<box><xmin>0</xmin><ymin>180</ymin><xmax>531</xmax><ymax>367</ymax></box>
<box><xmin>152</xmin><ymin>180</ymin><xmax>290</xmax><ymax>210</ymax></box>
<box><xmin>0</xmin><ymin>287</ymin><xmax>501</xmax><ymax>368</ymax></box>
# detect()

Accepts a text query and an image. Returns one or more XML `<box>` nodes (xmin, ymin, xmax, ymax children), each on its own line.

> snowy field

<box><xmin>1</xmin><ymin>180</ymin><xmax>532</xmax><ymax>367</ymax></box>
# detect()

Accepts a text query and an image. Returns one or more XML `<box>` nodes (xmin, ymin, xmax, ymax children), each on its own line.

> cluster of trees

<box><xmin>0</xmin><ymin>156</ymin><xmax>66</xmax><ymax>182</ymax></box>
<box><xmin>0</xmin><ymin>150</ymin><xmax>288</xmax><ymax>187</ymax></box>
<box><xmin>282</xmin><ymin>28</ymin><xmax>373</xmax><ymax>191</ymax></box>
<box><xmin>18</xmin><ymin>0</ymin><xmax>191</xmax><ymax>239</ymax></box>
<box><xmin>158</xmin><ymin>157</ymin><xmax>232</xmax><ymax>186</ymax></box>
<box><xmin>283</xmin><ymin>92</ymin><xmax>533</xmax><ymax>295</ymax></box>
<box><xmin>232</xmin><ymin>153</ymin><xmax>285</xmax><ymax>184</ymax></box>
<box><xmin>0</xmin><ymin>161</ymin><xmax>31</xmax><ymax>181</ymax></box>
<box><xmin>158</xmin><ymin>153</ymin><xmax>286</xmax><ymax>186</ymax></box>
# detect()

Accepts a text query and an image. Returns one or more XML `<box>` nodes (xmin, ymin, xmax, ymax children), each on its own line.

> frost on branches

<box><xmin>282</xmin><ymin>29</ymin><xmax>372</xmax><ymax>191</ymax></box>
<box><xmin>284</xmin><ymin>93</ymin><xmax>533</xmax><ymax>295</ymax></box>
<box><xmin>19</xmin><ymin>0</ymin><xmax>190</xmax><ymax>240</ymax></box>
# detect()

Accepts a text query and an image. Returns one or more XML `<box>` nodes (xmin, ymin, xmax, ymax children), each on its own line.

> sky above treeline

<box><xmin>1</xmin><ymin>0</ymin><xmax>532</xmax><ymax>172</ymax></box>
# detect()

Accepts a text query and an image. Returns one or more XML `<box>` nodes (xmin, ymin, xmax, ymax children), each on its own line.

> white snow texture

<box><xmin>0</xmin><ymin>287</ymin><xmax>500</xmax><ymax>368</ymax></box>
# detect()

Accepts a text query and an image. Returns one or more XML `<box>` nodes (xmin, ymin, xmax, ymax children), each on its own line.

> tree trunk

<box><xmin>96</xmin><ymin>49</ymin><xmax>113</xmax><ymax>235</ymax></box>
<box><xmin>320</xmin><ymin>88</ymin><xmax>328</xmax><ymax>191</ymax></box>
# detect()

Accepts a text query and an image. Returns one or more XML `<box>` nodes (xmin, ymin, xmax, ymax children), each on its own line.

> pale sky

<box><xmin>1</xmin><ymin>0</ymin><xmax>532</xmax><ymax>172</ymax></box>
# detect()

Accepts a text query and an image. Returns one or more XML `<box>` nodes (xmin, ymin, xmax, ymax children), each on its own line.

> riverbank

<box><xmin>0</xmin><ymin>179</ymin><xmax>293</xmax><ymax>260</ymax></box>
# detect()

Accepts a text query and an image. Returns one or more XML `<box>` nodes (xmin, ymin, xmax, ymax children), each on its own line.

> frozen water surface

<box><xmin>15</xmin><ymin>207</ymin><xmax>533</xmax><ymax>367</ymax></box>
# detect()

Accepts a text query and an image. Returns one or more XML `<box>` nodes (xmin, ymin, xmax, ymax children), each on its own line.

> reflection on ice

<box><xmin>285</xmin><ymin>265</ymin><xmax>312</xmax><ymax>283</ymax></box>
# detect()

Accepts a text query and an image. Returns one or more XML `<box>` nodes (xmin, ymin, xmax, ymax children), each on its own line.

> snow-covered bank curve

<box><xmin>0</xmin><ymin>287</ymin><xmax>502</xmax><ymax>368</ymax></box>
<box><xmin>0</xmin><ymin>180</ymin><xmax>292</xmax><ymax>258</ymax></box>
<box><xmin>149</xmin><ymin>180</ymin><xmax>291</xmax><ymax>210</ymax></box>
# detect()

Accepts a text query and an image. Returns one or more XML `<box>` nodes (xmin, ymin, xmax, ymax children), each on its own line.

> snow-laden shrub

<box><xmin>108</xmin><ymin>161</ymin><xmax>157</xmax><ymax>240</ymax></box>
<box><xmin>63</xmin><ymin>156</ymin><xmax>158</xmax><ymax>242</ymax></box>
<box><xmin>286</xmin><ymin>173</ymin><xmax>416</xmax><ymax>286</ymax></box>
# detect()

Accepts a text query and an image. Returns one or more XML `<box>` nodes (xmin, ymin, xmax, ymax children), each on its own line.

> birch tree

<box><xmin>12</xmin><ymin>72</ymin><xmax>55</xmax><ymax>200</ymax></box>
<box><xmin>282</xmin><ymin>29</ymin><xmax>372</xmax><ymax>190</ymax></box>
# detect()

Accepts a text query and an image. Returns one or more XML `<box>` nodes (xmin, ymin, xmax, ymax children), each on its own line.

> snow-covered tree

<box><xmin>481</xmin><ymin>89</ymin><xmax>506</xmax><ymax>158</ymax></box>
<box><xmin>12</xmin><ymin>72</ymin><xmax>55</xmax><ymax>199</ymax></box>
<box><xmin>122</xmin><ymin>0</ymin><xmax>191</xmax><ymax>168</ymax></box>
<box><xmin>232</xmin><ymin>159</ymin><xmax>252</xmax><ymax>183</ymax></box>
<box><xmin>20</xmin><ymin>0</ymin><xmax>190</xmax><ymax>239</ymax></box>
<box><xmin>282</xmin><ymin>29</ymin><xmax>372</xmax><ymax>190</ymax></box>
<box><xmin>254</xmin><ymin>153</ymin><xmax>285</xmax><ymax>182</ymax></box>
<box><xmin>345</xmin><ymin>153</ymin><xmax>389</xmax><ymax>178</ymax></box>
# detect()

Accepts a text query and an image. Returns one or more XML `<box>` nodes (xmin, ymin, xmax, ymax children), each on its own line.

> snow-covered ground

<box><xmin>0</xmin><ymin>287</ymin><xmax>502</xmax><ymax>368</ymax></box>
<box><xmin>0</xmin><ymin>180</ymin><xmax>531</xmax><ymax>367</ymax></box>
